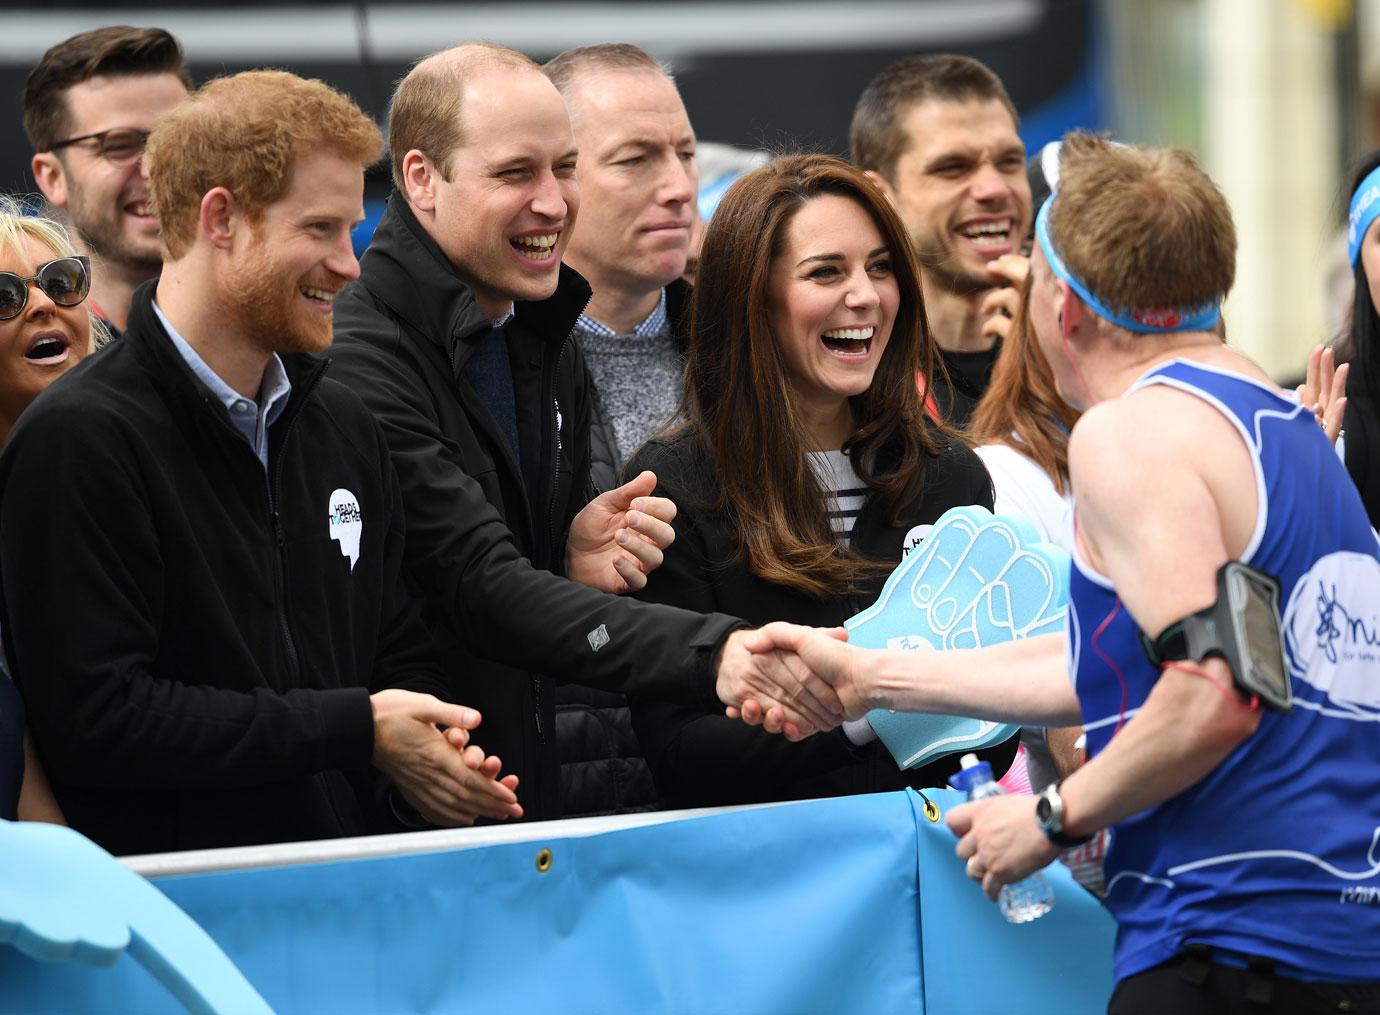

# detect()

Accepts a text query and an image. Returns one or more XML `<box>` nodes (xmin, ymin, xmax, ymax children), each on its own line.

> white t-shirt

<box><xmin>805</xmin><ymin>449</ymin><xmax>867</xmax><ymax>547</ymax></box>
<box><xmin>973</xmin><ymin>442</ymin><xmax>1075</xmax><ymax>552</ymax></box>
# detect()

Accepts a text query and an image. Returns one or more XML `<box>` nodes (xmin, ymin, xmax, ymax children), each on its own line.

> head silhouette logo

<box><xmin>327</xmin><ymin>489</ymin><xmax>363</xmax><ymax>572</ymax></box>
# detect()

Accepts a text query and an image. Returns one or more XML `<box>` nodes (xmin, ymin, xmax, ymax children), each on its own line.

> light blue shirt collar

<box><xmin>574</xmin><ymin>289</ymin><xmax>669</xmax><ymax>340</ymax></box>
<box><xmin>153</xmin><ymin>300</ymin><xmax>292</xmax><ymax>471</ymax></box>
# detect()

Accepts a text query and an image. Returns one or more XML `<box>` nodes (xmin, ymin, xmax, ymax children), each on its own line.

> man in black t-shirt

<box><xmin>851</xmin><ymin>54</ymin><xmax>1033</xmax><ymax>427</ymax></box>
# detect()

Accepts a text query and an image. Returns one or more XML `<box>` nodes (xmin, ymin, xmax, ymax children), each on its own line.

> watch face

<box><xmin>1035</xmin><ymin>789</ymin><xmax>1055</xmax><ymax>828</ymax></box>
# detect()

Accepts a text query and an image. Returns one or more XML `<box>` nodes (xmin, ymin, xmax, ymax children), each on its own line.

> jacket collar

<box><xmin>123</xmin><ymin>279</ymin><xmax>328</xmax><ymax>424</ymax></box>
<box><xmin>357</xmin><ymin>193</ymin><xmax>593</xmax><ymax>365</ymax></box>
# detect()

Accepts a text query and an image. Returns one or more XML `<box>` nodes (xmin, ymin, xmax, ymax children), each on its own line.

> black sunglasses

<box><xmin>49</xmin><ymin>127</ymin><xmax>151</xmax><ymax>166</ymax></box>
<box><xmin>0</xmin><ymin>256</ymin><xmax>91</xmax><ymax>321</ymax></box>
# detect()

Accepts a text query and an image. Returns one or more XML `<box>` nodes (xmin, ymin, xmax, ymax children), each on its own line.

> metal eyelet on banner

<box><xmin>915</xmin><ymin>790</ymin><xmax>941</xmax><ymax>823</ymax></box>
<box><xmin>535</xmin><ymin>848</ymin><xmax>554</xmax><ymax>873</ymax></box>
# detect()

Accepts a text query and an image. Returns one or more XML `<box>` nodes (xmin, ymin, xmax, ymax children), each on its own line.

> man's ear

<box><xmin>31</xmin><ymin>153</ymin><xmax>69</xmax><ymax>208</ymax></box>
<box><xmin>199</xmin><ymin>187</ymin><xmax>239</xmax><ymax>251</ymax></box>
<box><xmin>1057</xmin><ymin>280</ymin><xmax>1085</xmax><ymax>344</ymax></box>
<box><xmin>402</xmin><ymin>149</ymin><xmax>439</xmax><ymax>213</ymax></box>
<box><xmin>863</xmin><ymin>169</ymin><xmax>897</xmax><ymax>207</ymax></box>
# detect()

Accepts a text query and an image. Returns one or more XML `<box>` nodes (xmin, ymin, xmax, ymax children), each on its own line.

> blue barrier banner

<box><xmin>1</xmin><ymin>790</ymin><xmax>1114</xmax><ymax>1013</ymax></box>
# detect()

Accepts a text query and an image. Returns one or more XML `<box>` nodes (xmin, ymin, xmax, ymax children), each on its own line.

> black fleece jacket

<box><xmin>626</xmin><ymin>429</ymin><xmax>1017</xmax><ymax>808</ymax></box>
<box><xmin>329</xmin><ymin>196</ymin><xmax>744</xmax><ymax>821</ymax></box>
<box><xmin>0</xmin><ymin>283</ymin><xmax>442</xmax><ymax>855</ymax></box>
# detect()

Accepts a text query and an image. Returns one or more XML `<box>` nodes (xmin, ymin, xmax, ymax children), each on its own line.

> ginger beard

<box><xmin>222</xmin><ymin>226</ymin><xmax>339</xmax><ymax>356</ymax></box>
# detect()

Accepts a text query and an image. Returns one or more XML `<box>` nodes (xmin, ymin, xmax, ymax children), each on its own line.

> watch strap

<box><xmin>1037</xmin><ymin>782</ymin><xmax>1093</xmax><ymax>849</ymax></box>
<box><xmin>1141</xmin><ymin>619</ymin><xmax>1190</xmax><ymax>667</ymax></box>
<box><xmin>1045</xmin><ymin>825</ymin><xmax>1093</xmax><ymax>849</ymax></box>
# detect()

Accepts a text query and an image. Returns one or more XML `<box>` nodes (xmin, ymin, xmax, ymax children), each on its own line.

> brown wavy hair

<box><xmin>966</xmin><ymin>275</ymin><xmax>1079</xmax><ymax>493</ymax></box>
<box><xmin>680</xmin><ymin>153</ymin><xmax>941</xmax><ymax>597</ymax></box>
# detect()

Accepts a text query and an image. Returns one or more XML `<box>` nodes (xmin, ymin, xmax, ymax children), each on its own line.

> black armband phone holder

<box><xmin>1139</xmin><ymin>560</ymin><xmax>1292</xmax><ymax>712</ymax></box>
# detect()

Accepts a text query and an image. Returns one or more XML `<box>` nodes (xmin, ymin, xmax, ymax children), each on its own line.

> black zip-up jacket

<box><xmin>329</xmin><ymin>197</ymin><xmax>743</xmax><ymax>821</ymax></box>
<box><xmin>626</xmin><ymin>429</ymin><xmax>1018</xmax><ymax>808</ymax></box>
<box><xmin>556</xmin><ymin>276</ymin><xmax>694</xmax><ymax>817</ymax></box>
<box><xmin>0</xmin><ymin>283</ymin><xmax>444</xmax><ymax>855</ymax></box>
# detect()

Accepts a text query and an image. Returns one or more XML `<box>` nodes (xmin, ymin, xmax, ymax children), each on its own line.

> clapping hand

<box><xmin>370</xmin><ymin>689</ymin><xmax>522</xmax><ymax>826</ymax></box>
<box><xmin>1295</xmin><ymin>343</ymin><xmax>1348</xmax><ymax>446</ymax></box>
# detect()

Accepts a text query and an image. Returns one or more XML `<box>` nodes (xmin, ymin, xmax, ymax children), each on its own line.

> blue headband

<box><xmin>1348</xmin><ymin>165</ymin><xmax>1380</xmax><ymax>266</ymax></box>
<box><xmin>1034</xmin><ymin>197</ymin><xmax>1222</xmax><ymax>334</ymax></box>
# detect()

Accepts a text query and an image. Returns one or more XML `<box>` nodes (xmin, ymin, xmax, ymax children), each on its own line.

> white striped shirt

<box><xmin>806</xmin><ymin>449</ymin><xmax>867</xmax><ymax>546</ymax></box>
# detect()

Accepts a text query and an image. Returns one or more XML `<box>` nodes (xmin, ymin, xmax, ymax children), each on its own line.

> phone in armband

<box><xmin>1139</xmin><ymin>560</ymin><xmax>1292</xmax><ymax>712</ymax></box>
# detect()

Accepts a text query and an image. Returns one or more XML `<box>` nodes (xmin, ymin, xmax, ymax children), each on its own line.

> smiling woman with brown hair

<box><xmin>625</xmin><ymin>153</ymin><xmax>1013</xmax><ymax>807</ymax></box>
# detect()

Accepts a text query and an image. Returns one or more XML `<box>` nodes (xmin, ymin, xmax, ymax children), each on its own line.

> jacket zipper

<box><xmin>533</xmin><ymin>336</ymin><xmax>575</xmax><ymax>744</ymax></box>
<box><xmin>547</xmin><ymin>338</ymin><xmax>568</xmax><ymax>555</ymax></box>
<box><xmin>265</xmin><ymin>365</ymin><xmax>326</xmax><ymax>689</ymax></box>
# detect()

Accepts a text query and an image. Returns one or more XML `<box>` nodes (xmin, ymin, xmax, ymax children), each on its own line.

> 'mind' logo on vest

<box><xmin>328</xmin><ymin>488</ymin><xmax>363</xmax><ymax>572</ymax></box>
<box><xmin>1282</xmin><ymin>551</ymin><xmax>1380</xmax><ymax>716</ymax></box>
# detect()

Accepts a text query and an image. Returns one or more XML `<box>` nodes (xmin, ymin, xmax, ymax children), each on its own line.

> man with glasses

<box><xmin>24</xmin><ymin>25</ymin><xmax>190</xmax><ymax>337</ymax></box>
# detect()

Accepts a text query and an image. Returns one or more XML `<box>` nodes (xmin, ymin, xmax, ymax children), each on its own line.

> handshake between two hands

<box><xmin>367</xmin><ymin>622</ymin><xmax>867</xmax><ymax>828</ymax></box>
<box><xmin>713</xmin><ymin>623</ymin><xmax>868</xmax><ymax>740</ymax></box>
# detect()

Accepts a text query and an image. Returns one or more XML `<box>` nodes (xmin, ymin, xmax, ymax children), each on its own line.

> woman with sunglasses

<box><xmin>623</xmin><ymin>155</ymin><xmax>1014</xmax><ymax>808</ymax></box>
<box><xmin>0</xmin><ymin>196</ymin><xmax>98</xmax><ymax>824</ymax></box>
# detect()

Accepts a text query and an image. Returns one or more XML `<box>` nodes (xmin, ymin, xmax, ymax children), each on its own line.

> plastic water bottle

<box><xmin>949</xmin><ymin>753</ymin><xmax>1055</xmax><ymax>924</ymax></box>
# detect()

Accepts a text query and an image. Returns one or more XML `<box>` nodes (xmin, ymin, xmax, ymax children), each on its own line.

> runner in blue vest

<box><xmin>745</xmin><ymin>132</ymin><xmax>1380</xmax><ymax>1011</ymax></box>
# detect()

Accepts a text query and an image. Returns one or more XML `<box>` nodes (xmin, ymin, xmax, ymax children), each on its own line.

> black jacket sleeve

<box><xmin>328</xmin><ymin>320</ymin><xmax>744</xmax><ymax>710</ymax></box>
<box><xmin>364</xmin><ymin>420</ymin><xmax>452</xmax><ymax>701</ymax></box>
<box><xmin>0</xmin><ymin>408</ymin><xmax>375</xmax><ymax>790</ymax></box>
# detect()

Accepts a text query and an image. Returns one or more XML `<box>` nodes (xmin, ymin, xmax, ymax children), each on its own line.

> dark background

<box><xmin>0</xmin><ymin>0</ymin><xmax>1101</xmax><ymax>205</ymax></box>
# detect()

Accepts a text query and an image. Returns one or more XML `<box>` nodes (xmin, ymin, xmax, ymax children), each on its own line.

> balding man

<box><xmin>330</xmin><ymin>43</ymin><xmax>841</xmax><ymax>823</ymax></box>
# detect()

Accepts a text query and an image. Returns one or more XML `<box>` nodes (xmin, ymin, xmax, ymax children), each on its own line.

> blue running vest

<box><xmin>1067</xmin><ymin>359</ymin><xmax>1380</xmax><ymax>983</ymax></box>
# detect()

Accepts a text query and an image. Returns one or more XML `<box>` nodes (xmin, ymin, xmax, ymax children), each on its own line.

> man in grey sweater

<box><xmin>545</xmin><ymin>43</ymin><xmax>697</xmax><ymax>492</ymax></box>
<box><xmin>543</xmin><ymin>44</ymin><xmax>700</xmax><ymax>814</ymax></box>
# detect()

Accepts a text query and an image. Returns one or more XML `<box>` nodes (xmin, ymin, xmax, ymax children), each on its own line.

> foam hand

<box><xmin>846</xmin><ymin>506</ymin><xmax>1069</xmax><ymax>768</ymax></box>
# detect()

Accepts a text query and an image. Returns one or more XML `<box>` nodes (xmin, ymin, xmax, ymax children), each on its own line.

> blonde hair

<box><xmin>0</xmin><ymin>195</ymin><xmax>105</xmax><ymax>351</ymax></box>
<box><xmin>1050</xmin><ymin>131</ymin><xmax>1236</xmax><ymax>316</ymax></box>
<box><xmin>146</xmin><ymin>70</ymin><xmax>383</xmax><ymax>260</ymax></box>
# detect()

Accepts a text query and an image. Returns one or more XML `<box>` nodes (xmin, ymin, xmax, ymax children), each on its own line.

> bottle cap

<box><xmin>947</xmin><ymin>756</ymin><xmax>994</xmax><ymax>794</ymax></box>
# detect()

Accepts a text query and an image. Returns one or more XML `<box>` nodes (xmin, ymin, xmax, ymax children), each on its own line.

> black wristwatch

<box><xmin>1035</xmin><ymin>780</ymin><xmax>1092</xmax><ymax>848</ymax></box>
